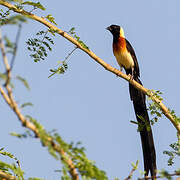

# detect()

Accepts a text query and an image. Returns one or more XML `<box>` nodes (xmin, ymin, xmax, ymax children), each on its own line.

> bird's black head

<box><xmin>106</xmin><ymin>25</ymin><xmax>121</xmax><ymax>37</ymax></box>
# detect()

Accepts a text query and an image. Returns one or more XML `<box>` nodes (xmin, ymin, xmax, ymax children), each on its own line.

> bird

<box><xmin>107</xmin><ymin>24</ymin><xmax>156</xmax><ymax>179</ymax></box>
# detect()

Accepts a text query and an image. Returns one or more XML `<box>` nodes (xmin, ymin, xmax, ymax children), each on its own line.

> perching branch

<box><xmin>0</xmin><ymin>30</ymin><xmax>79</xmax><ymax>180</ymax></box>
<box><xmin>138</xmin><ymin>171</ymin><xmax>180</xmax><ymax>180</ymax></box>
<box><xmin>0</xmin><ymin>0</ymin><xmax>179</xmax><ymax>134</ymax></box>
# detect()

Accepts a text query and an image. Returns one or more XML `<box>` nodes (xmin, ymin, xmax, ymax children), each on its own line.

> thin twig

<box><xmin>10</xmin><ymin>23</ymin><xmax>22</xmax><ymax>71</ymax></box>
<box><xmin>0</xmin><ymin>0</ymin><xmax>179</xmax><ymax>133</ymax></box>
<box><xmin>64</xmin><ymin>46</ymin><xmax>78</xmax><ymax>62</ymax></box>
<box><xmin>124</xmin><ymin>166</ymin><xmax>137</xmax><ymax>180</ymax></box>
<box><xmin>48</xmin><ymin>46</ymin><xmax>78</xmax><ymax>78</ymax></box>
<box><xmin>29</xmin><ymin>6</ymin><xmax>37</xmax><ymax>13</ymax></box>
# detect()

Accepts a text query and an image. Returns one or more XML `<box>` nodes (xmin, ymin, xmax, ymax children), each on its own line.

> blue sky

<box><xmin>1</xmin><ymin>0</ymin><xmax>180</xmax><ymax>179</ymax></box>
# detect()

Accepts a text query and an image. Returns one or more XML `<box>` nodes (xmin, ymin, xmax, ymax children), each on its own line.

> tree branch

<box><xmin>0</xmin><ymin>28</ymin><xmax>11</xmax><ymax>86</ymax></box>
<box><xmin>124</xmin><ymin>166</ymin><xmax>137</xmax><ymax>180</ymax></box>
<box><xmin>0</xmin><ymin>0</ymin><xmax>179</xmax><ymax>134</ymax></box>
<box><xmin>0</xmin><ymin>30</ymin><xmax>79</xmax><ymax>180</ymax></box>
<box><xmin>138</xmin><ymin>171</ymin><xmax>180</xmax><ymax>180</ymax></box>
<box><xmin>0</xmin><ymin>170</ymin><xmax>17</xmax><ymax>180</ymax></box>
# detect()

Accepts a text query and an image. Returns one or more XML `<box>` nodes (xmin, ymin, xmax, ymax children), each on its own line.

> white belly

<box><xmin>114</xmin><ymin>50</ymin><xmax>134</xmax><ymax>69</ymax></box>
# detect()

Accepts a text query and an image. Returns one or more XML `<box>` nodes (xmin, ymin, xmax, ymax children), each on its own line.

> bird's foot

<box><xmin>128</xmin><ymin>74</ymin><xmax>134</xmax><ymax>82</ymax></box>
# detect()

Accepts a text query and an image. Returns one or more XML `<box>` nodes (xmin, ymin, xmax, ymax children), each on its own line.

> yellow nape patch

<box><xmin>120</xmin><ymin>27</ymin><xmax>125</xmax><ymax>38</ymax></box>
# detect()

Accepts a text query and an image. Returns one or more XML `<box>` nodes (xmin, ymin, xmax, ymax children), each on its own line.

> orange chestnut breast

<box><xmin>113</xmin><ymin>37</ymin><xmax>127</xmax><ymax>54</ymax></box>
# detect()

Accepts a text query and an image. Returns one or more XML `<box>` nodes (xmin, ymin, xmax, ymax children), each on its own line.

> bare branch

<box><xmin>0</xmin><ymin>0</ymin><xmax>179</xmax><ymax>134</ymax></box>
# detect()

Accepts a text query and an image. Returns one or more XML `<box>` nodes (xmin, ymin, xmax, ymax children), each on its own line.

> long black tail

<box><xmin>129</xmin><ymin>77</ymin><xmax>156</xmax><ymax>179</ymax></box>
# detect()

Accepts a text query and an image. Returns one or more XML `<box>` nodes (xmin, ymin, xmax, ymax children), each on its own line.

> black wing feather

<box><xmin>125</xmin><ymin>39</ymin><xmax>140</xmax><ymax>78</ymax></box>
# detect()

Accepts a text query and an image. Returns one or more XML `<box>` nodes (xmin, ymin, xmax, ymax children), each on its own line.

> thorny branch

<box><xmin>0</xmin><ymin>0</ymin><xmax>179</xmax><ymax>134</ymax></box>
<box><xmin>0</xmin><ymin>30</ymin><xmax>79</xmax><ymax>180</ymax></box>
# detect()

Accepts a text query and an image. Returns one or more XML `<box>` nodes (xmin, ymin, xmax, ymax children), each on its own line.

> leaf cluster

<box><xmin>130</xmin><ymin>115</ymin><xmax>151</xmax><ymax>132</ymax></box>
<box><xmin>26</xmin><ymin>30</ymin><xmax>54</xmax><ymax>62</ymax></box>
<box><xmin>8</xmin><ymin>0</ymin><xmax>45</xmax><ymax>12</ymax></box>
<box><xmin>0</xmin><ymin>9</ymin><xmax>11</xmax><ymax>25</ymax></box>
<box><xmin>55</xmin><ymin>134</ymin><xmax>108</xmax><ymax>180</ymax></box>
<box><xmin>12</xmin><ymin>116</ymin><xmax>108</xmax><ymax>180</ymax></box>
<box><xmin>0</xmin><ymin>148</ymin><xmax>24</xmax><ymax>179</ymax></box>
<box><xmin>0</xmin><ymin>148</ymin><xmax>45</xmax><ymax>180</ymax></box>
<box><xmin>168</xmin><ymin>109</ymin><xmax>180</xmax><ymax>124</ymax></box>
<box><xmin>148</xmin><ymin>90</ymin><xmax>163</xmax><ymax>125</ymax></box>
<box><xmin>159</xmin><ymin>169</ymin><xmax>180</xmax><ymax>180</ymax></box>
<box><xmin>48</xmin><ymin>27</ymin><xmax>90</xmax><ymax>78</ymax></box>
<box><xmin>68</xmin><ymin>27</ymin><xmax>89</xmax><ymax>50</ymax></box>
<box><xmin>45</xmin><ymin>14</ymin><xmax>57</xmax><ymax>25</ymax></box>
<box><xmin>48</xmin><ymin>61</ymin><xmax>68</xmax><ymax>78</ymax></box>
<box><xmin>163</xmin><ymin>135</ymin><xmax>180</xmax><ymax>166</ymax></box>
<box><xmin>10</xmin><ymin>130</ymin><xmax>33</xmax><ymax>138</ymax></box>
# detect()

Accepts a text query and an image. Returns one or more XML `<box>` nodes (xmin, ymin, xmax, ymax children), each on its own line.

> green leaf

<box><xmin>48</xmin><ymin>28</ymin><xmax>58</xmax><ymax>36</ymax></box>
<box><xmin>160</xmin><ymin>170</ymin><xmax>172</xmax><ymax>180</ymax></box>
<box><xmin>22</xmin><ymin>1</ymin><xmax>46</xmax><ymax>10</ymax></box>
<box><xmin>45</xmin><ymin>14</ymin><xmax>57</xmax><ymax>25</ymax></box>
<box><xmin>131</xmin><ymin>160</ymin><xmax>139</xmax><ymax>169</ymax></box>
<box><xmin>16</xmin><ymin>76</ymin><xmax>30</xmax><ymax>90</ymax></box>
<box><xmin>0</xmin><ymin>73</ymin><xmax>14</xmax><ymax>88</ymax></box>
<box><xmin>0</xmin><ymin>72</ymin><xmax>7</xmax><ymax>81</ymax></box>
<box><xmin>10</xmin><ymin>130</ymin><xmax>33</xmax><ymax>139</ymax></box>
<box><xmin>0</xmin><ymin>147</ymin><xmax>4</xmax><ymax>151</ymax></box>
<box><xmin>0</xmin><ymin>150</ymin><xmax>15</xmax><ymax>159</ymax></box>
<box><xmin>42</xmin><ymin>41</ymin><xmax>52</xmax><ymax>51</ymax></box>
<box><xmin>68</xmin><ymin>27</ymin><xmax>89</xmax><ymax>50</ymax></box>
<box><xmin>20</xmin><ymin>102</ymin><xmax>33</xmax><ymax>108</ymax></box>
<box><xmin>10</xmin><ymin>132</ymin><xmax>27</xmax><ymax>138</ymax></box>
<box><xmin>68</xmin><ymin>27</ymin><xmax>75</xmax><ymax>35</ymax></box>
<box><xmin>4</xmin><ymin>36</ymin><xmax>14</xmax><ymax>48</ymax></box>
<box><xmin>44</xmin><ymin>36</ymin><xmax>54</xmax><ymax>44</ymax></box>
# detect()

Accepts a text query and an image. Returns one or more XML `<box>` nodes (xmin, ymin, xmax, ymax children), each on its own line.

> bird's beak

<box><xmin>106</xmin><ymin>26</ymin><xmax>111</xmax><ymax>31</ymax></box>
